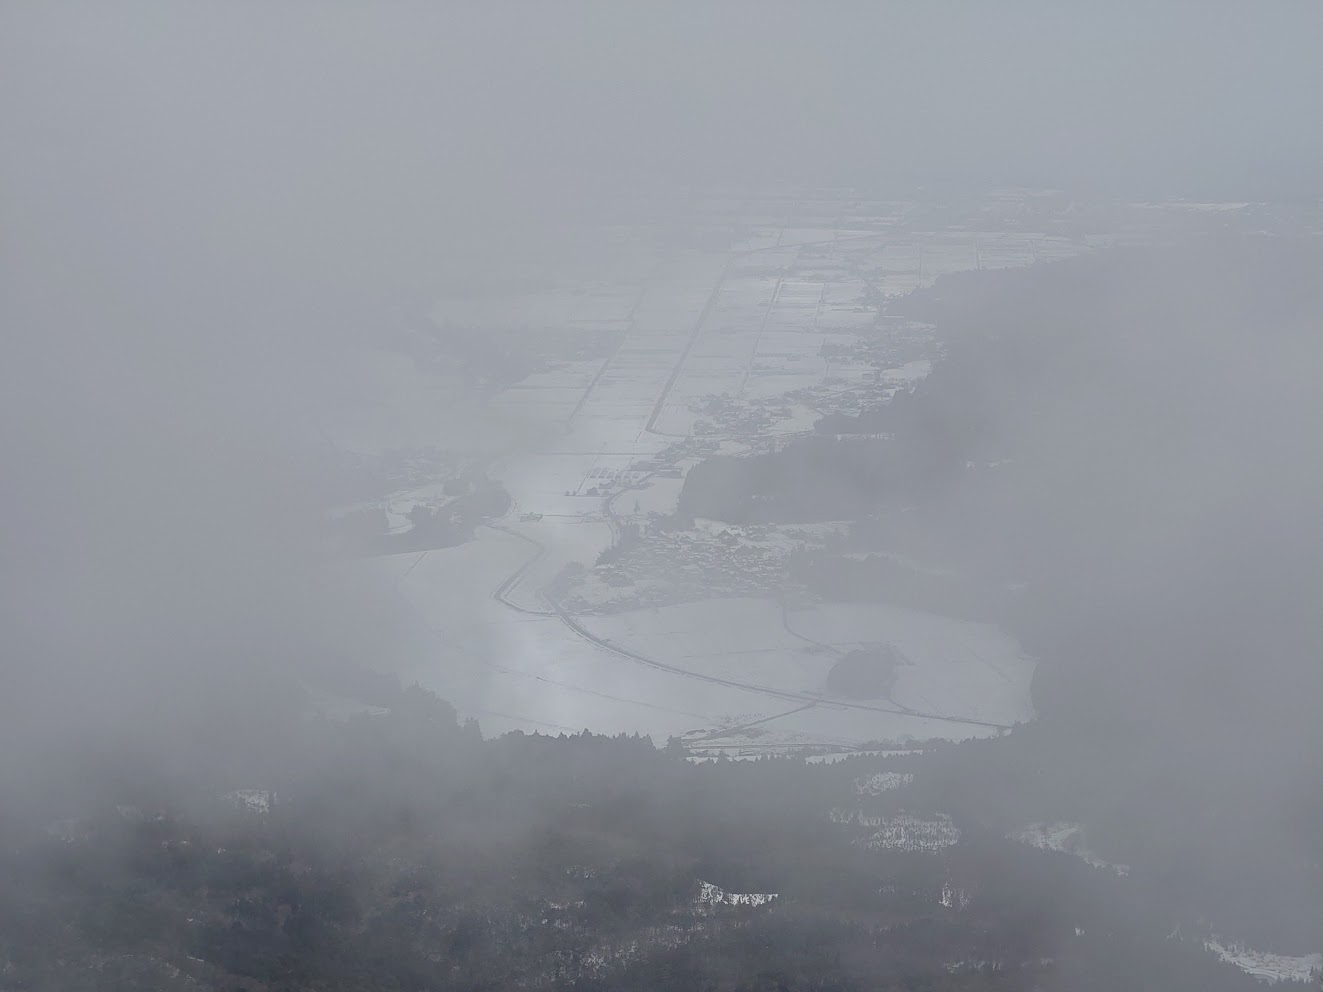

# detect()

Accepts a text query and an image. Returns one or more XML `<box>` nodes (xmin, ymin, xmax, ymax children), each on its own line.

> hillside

<box><xmin>0</xmin><ymin>691</ymin><xmax>1282</xmax><ymax>992</ymax></box>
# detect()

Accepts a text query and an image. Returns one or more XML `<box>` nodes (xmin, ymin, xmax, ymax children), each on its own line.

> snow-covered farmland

<box><xmin>785</xmin><ymin>602</ymin><xmax>1036</xmax><ymax>727</ymax></box>
<box><xmin>375</xmin><ymin>535</ymin><xmax>1033</xmax><ymax>748</ymax></box>
<box><xmin>580</xmin><ymin>596</ymin><xmax>1032</xmax><ymax>743</ymax></box>
<box><xmin>372</xmin><ymin>536</ymin><xmax>765</xmax><ymax>740</ymax></box>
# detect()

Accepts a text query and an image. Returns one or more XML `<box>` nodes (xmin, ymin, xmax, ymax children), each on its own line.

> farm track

<box><xmin>643</xmin><ymin>255</ymin><xmax>737</xmax><ymax>438</ymax></box>
<box><xmin>564</xmin><ymin>277</ymin><xmax>654</xmax><ymax>428</ymax></box>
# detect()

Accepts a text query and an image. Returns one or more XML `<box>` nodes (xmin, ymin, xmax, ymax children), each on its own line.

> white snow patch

<box><xmin>684</xmin><ymin>753</ymin><xmax>765</xmax><ymax>764</ymax></box>
<box><xmin>697</xmin><ymin>880</ymin><xmax>778</xmax><ymax>908</ymax></box>
<box><xmin>1205</xmin><ymin>939</ymin><xmax>1322</xmax><ymax>984</ymax></box>
<box><xmin>854</xmin><ymin>813</ymin><xmax>960</xmax><ymax>852</ymax></box>
<box><xmin>805</xmin><ymin>748</ymin><xmax>925</xmax><ymax>765</ymax></box>
<box><xmin>854</xmin><ymin>771</ymin><xmax>915</xmax><ymax>796</ymax></box>
<box><xmin>940</xmin><ymin>881</ymin><xmax>972</xmax><ymax>910</ymax></box>
<box><xmin>225</xmin><ymin>789</ymin><xmax>274</xmax><ymax>814</ymax></box>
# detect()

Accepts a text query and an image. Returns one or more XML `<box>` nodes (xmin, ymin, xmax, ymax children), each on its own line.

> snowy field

<box><xmin>373</xmin><ymin>543</ymin><xmax>1037</xmax><ymax>749</ymax></box>
<box><xmin>1204</xmin><ymin>938</ymin><xmax>1322</xmax><ymax>984</ymax></box>
<box><xmin>368</xmin><ymin>539</ymin><xmax>776</xmax><ymax>739</ymax></box>
<box><xmin>334</xmin><ymin>191</ymin><xmax>1087</xmax><ymax>749</ymax></box>
<box><xmin>785</xmin><ymin>602</ymin><xmax>1037</xmax><ymax>726</ymax></box>
<box><xmin>580</xmin><ymin>597</ymin><xmax>1033</xmax><ymax>745</ymax></box>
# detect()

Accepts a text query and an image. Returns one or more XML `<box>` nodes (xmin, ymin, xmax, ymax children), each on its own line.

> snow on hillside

<box><xmin>854</xmin><ymin>771</ymin><xmax>914</xmax><ymax>796</ymax></box>
<box><xmin>804</xmin><ymin>749</ymin><xmax>925</xmax><ymax>765</ymax></box>
<box><xmin>1011</xmin><ymin>822</ymin><xmax>1128</xmax><ymax>876</ymax></box>
<box><xmin>861</xmin><ymin>814</ymin><xmax>960</xmax><ymax>852</ymax></box>
<box><xmin>939</xmin><ymin>881</ymin><xmax>972</xmax><ymax>910</ymax></box>
<box><xmin>225</xmin><ymin>789</ymin><xmax>274</xmax><ymax>814</ymax></box>
<box><xmin>1205</xmin><ymin>939</ymin><xmax>1322</xmax><ymax>984</ymax></box>
<box><xmin>697</xmin><ymin>881</ymin><xmax>778</xmax><ymax>909</ymax></box>
<box><xmin>833</xmin><ymin>809</ymin><xmax>960</xmax><ymax>852</ymax></box>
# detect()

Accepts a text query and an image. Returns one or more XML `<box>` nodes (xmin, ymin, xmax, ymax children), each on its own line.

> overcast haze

<box><xmin>2</xmin><ymin>4</ymin><xmax>1321</xmax><ymax>989</ymax></box>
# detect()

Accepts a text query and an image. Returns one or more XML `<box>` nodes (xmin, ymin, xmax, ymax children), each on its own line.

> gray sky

<box><xmin>6</xmin><ymin>3</ymin><xmax>1320</xmax><ymax>386</ymax></box>
<box><xmin>5</xmin><ymin>4</ymin><xmax>1322</xmax><ymax>256</ymax></box>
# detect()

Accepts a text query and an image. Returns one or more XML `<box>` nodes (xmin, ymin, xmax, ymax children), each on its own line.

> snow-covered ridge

<box><xmin>1205</xmin><ymin>938</ymin><xmax>1322</xmax><ymax>984</ymax></box>
<box><xmin>697</xmin><ymin>880</ymin><xmax>778</xmax><ymax>908</ymax></box>
<box><xmin>1011</xmin><ymin>821</ymin><xmax>1128</xmax><ymax>876</ymax></box>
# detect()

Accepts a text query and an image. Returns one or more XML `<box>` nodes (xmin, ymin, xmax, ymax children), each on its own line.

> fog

<box><xmin>2</xmin><ymin>3</ymin><xmax>1321</xmax><ymax>989</ymax></box>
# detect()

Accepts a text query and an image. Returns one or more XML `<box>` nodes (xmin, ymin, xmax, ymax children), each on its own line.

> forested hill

<box><xmin>0</xmin><ymin>688</ymin><xmax>1275</xmax><ymax>992</ymax></box>
<box><xmin>4</xmin><ymin>239</ymin><xmax>1319</xmax><ymax>990</ymax></box>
